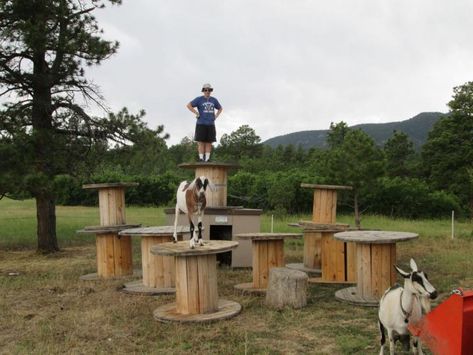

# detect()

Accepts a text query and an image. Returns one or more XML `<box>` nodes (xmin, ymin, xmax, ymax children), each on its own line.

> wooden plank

<box><xmin>356</xmin><ymin>244</ymin><xmax>364</xmax><ymax>297</ymax></box>
<box><xmin>206</xmin><ymin>255</ymin><xmax>218</xmax><ymax>313</ymax></box>
<box><xmin>324</xmin><ymin>190</ymin><xmax>334</xmax><ymax>223</ymax></box>
<box><xmin>371</xmin><ymin>244</ymin><xmax>382</xmax><ymax>298</ymax></box>
<box><xmin>335</xmin><ymin>238</ymin><xmax>345</xmax><ymax>281</ymax></box>
<box><xmin>163</xmin><ymin>255</ymin><xmax>175</xmax><ymax>288</ymax></box>
<box><xmin>390</xmin><ymin>244</ymin><xmax>397</xmax><ymax>285</ymax></box>
<box><xmin>252</xmin><ymin>241</ymin><xmax>260</xmax><ymax>288</ymax></box>
<box><xmin>98</xmin><ymin>189</ymin><xmax>108</xmax><ymax>226</ymax></box>
<box><xmin>116</xmin><ymin>188</ymin><xmax>126</xmax><ymax>225</ymax></box>
<box><xmin>379</xmin><ymin>243</ymin><xmax>392</xmax><ymax>292</ymax></box>
<box><xmin>96</xmin><ymin>235</ymin><xmax>104</xmax><ymax>277</ymax></box>
<box><xmin>104</xmin><ymin>234</ymin><xmax>115</xmax><ymax>277</ymax></box>
<box><xmin>319</xmin><ymin>189</ymin><xmax>326</xmax><ymax>223</ymax></box>
<box><xmin>150</xmin><ymin>240</ymin><xmax>239</xmax><ymax>257</ymax></box>
<box><xmin>141</xmin><ymin>237</ymin><xmax>149</xmax><ymax>285</ymax></box>
<box><xmin>267</xmin><ymin>240</ymin><xmax>283</xmax><ymax>270</ymax></box>
<box><xmin>197</xmin><ymin>255</ymin><xmax>209</xmax><ymax>313</ymax></box>
<box><xmin>330</xmin><ymin>190</ymin><xmax>337</xmax><ymax>223</ymax></box>
<box><xmin>321</xmin><ymin>234</ymin><xmax>330</xmax><ymax>280</ymax></box>
<box><xmin>313</xmin><ymin>190</ymin><xmax>321</xmax><ymax>222</ymax></box>
<box><xmin>258</xmin><ymin>241</ymin><xmax>269</xmax><ymax>288</ymax></box>
<box><xmin>175</xmin><ymin>257</ymin><xmax>189</xmax><ymax>314</ymax></box>
<box><xmin>115</xmin><ymin>234</ymin><xmax>132</xmax><ymax>276</ymax></box>
<box><xmin>346</xmin><ymin>242</ymin><xmax>357</xmax><ymax>282</ymax></box>
<box><xmin>360</xmin><ymin>244</ymin><xmax>372</xmax><ymax>299</ymax></box>
<box><xmin>185</xmin><ymin>256</ymin><xmax>200</xmax><ymax>314</ymax></box>
<box><xmin>155</xmin><ymin>238</ymin><xmax>165</xmax><ymax>288</ymax></box>
<box><xmin>301</xmin><ymin>183</ymin><xmax>352</xmax><ymax>190</ymax></box>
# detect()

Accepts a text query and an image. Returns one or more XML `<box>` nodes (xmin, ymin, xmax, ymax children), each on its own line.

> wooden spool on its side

<box><xmin>96</xmin><ymin>233</ymin><xmax>133</xmax><ymax>278</ymax></box>
<box><xmin>175</xmin><ymin>254</ymin><xmax>219</xmax><ymax>315</ymax></box>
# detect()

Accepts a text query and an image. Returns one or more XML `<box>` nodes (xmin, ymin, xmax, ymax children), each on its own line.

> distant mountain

<box><xmin>263</xmin><ymin>112</ymin><xmax>445</xmax><ymax>149</ymax></box>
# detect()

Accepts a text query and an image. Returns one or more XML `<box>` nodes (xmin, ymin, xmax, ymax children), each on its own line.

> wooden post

<box><xmin>80</xmin><ymin>182</ymin><xmax>139</xmax><ymax>280</ymax></box>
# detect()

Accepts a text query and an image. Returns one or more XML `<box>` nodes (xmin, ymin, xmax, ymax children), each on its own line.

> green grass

<box><xmin>0</xmin><ymin>198</ymin><xmax>472</xmax><ymax>354</ymax></box>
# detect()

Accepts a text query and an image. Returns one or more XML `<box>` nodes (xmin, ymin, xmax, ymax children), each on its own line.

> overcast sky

<box><xmin>89</xmin><ymin>0</ymin><xmax>473</xmax><ymax>146</ymax></box>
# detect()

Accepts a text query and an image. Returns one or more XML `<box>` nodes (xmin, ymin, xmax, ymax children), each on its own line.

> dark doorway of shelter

<box><xmin>210</xmin><ymin>225</ymin><xmax>232</xmax><ymax>266</ymax></box>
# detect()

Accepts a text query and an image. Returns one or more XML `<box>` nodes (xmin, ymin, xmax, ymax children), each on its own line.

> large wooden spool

<box><xmin>179</xmin><ymin>162</ymin><xmax>238</xmax><ymax>207</ymax></box>
<box><xmin>80</xmin><ymin>182</ymin><xmax>138</xmax><ymax>280</ymax></box>
<box><xmin>334</xmin><ymin>231</ymin><xmax>418</xmax><ymax>306</ymax></box>
<box><xmin>152</xmin><ymin>240</ymin><xmax>241</xmax><ymax>322</ymax></box>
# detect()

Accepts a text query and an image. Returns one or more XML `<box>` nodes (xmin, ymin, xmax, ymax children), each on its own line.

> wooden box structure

<box><xmin>334</xmin><ymin>230</ymin><xmax>418</xmax><ymax>306</ymax></box>
<box><xmin>234</xmin><ymin>233</ymin><xmax>302</xmax><ymax>294</ymax></box>
<box><xmin>118</xmin><ymin>226</ymin><xmax>190</xmax><ymax>295</ymax></box>
<box><xmin>165</xmin><ymin>162</ymin><xmax>261</xmax><ymax>268</ymax></box>
<box><xmin>78</xmin><ymin>182</ymin><xmax>139</xmax><ymax>281</ymax></box>
<box><xmin>288</xmin><ymin>184</ymin><xmax>357</xmax><ymax>284</ymax></box>
<box><xmin>152</xmin><ymin>240</ymin><xmax>241</xmax><ymax>323</ymax></box>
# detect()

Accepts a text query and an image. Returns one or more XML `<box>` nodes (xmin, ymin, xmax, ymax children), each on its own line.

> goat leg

<box><xmin>172</xmin><ymin>204</ymin><xmax>179</xmax><ymax>243</ymax></box>
<box><xmin>189</xmin><ymin>220</ymin><xmax>196</xmax><ymax>249</ymax></box>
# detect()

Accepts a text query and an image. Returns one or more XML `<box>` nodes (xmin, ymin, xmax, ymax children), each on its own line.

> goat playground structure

<box><xmin>70</xmin><ymin>168</ymin><xmax>473</xmax><ymax>347</ymax></box>
<box><xmin>165</xmin><ymin>162</ymin><xmax>262</xmax><ymax>268</ymax></box>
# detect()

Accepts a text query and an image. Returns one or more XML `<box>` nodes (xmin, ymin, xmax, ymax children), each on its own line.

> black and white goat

<box><xmin>378</xmin><ymin>258</ymin><xmax>437</xmax><ymax>355</ymax></box>
<box><xmin>173</xmin><ymin>176</ymin><xmax>215</xmax><ymax>249</ymax></box>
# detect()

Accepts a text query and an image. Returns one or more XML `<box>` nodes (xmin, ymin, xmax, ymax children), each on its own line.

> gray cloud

<box><xmin>87</xmin><ymin>0</ymin><xmax>473</xmax><ymax>145</ymax></box>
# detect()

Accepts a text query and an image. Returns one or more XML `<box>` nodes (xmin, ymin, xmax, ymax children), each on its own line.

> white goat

<box><xmin>378</xmin><ymin>258</ymin><xmax>438</xmax><ymax>355</ymax></box>
<box><xmin>173</xmin><ymin>176</ymin><xmax>214</xmax><ymax>249</ymax></box>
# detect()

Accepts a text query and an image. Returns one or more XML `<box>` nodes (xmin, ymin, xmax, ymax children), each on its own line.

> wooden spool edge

<box><xmin>121</xmin><ymin>280</ymin><xmax>175</xmax><ymax>296</ymax></box>
<box><xmin>300</xmin><ymin>183</ymin><xmax>353</xmax><ymax>190</ymax></box>
<box><xmin>153</xmin><ymin>299</ymin><xmax>241</xmax><ymax>323</ymax></box>
<box><xmin>334</xmin><ymin>286</ymin><xmax>379</xmax><ymax>307</ymax></box>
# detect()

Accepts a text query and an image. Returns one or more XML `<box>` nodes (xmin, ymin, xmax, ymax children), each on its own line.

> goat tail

<box><xmin>379</xmin><ymin>320</ymin><xmax>386</xmax><ymax>346</ymax></box>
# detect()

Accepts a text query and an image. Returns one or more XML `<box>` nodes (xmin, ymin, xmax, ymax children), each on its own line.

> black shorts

<box><xmin>194</xmin><ymin>124</ymin><xmax>216</xmax><ymax>143</ymax></box>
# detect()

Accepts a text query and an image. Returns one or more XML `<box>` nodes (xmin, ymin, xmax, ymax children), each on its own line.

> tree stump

<box><xmin>265</xmin><ymin>267</ymin><xmax>308</xmax><ymax>309</ymax></box>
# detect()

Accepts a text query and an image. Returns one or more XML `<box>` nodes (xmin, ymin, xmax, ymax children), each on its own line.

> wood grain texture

<box><xmin>235</xmin><ymin>233</ymin><xmax>302</xmax><ymax>240</ymax></box>
<box><xmin>334</xmin><ymin>230</ymin><xmax>418</xmax><ymax>244</ymax></box>
<box><xmin>150</xmin><ymin>240</ymin><xmax>238</xmax><ymax>257</ymax></box>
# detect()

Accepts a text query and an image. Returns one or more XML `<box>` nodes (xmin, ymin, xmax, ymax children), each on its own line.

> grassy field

<box><xmin>0</xmin><ymin>198</ymin><xmax>472</xmax><ymax>354</ymax></box>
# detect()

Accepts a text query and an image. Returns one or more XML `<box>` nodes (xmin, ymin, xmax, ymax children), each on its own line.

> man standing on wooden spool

<box><xmin>186</xmin><ymin>83</ymin><xmax>223</xmax><ymax>162</ymax></box>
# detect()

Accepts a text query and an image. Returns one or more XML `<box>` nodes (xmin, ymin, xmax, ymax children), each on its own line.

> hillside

<box><xmin>263</xmin><ymin>112</ymin><xmax>445</xmax><ymax>149</ymax></box>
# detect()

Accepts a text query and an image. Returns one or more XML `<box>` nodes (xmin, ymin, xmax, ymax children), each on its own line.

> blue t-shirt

<box><xmin>190</xmin><ymin>96</ymin><xmax>222</xmax><ymax>126</ymax></box>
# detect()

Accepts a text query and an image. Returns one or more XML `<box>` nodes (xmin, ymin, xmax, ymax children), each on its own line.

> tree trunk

<box><xmin>36</xmin><ymin>194</ymin><xmax>59</xmax><ymax>253</ymax></box>
<box><xmin>32</xmin><ymin>43</ymin><xmax>59</xmax><ymax>253</ymax></box>
<box><xmin>354</xmin><ymin>192</ymin><xmax>361</xmax><ymax>229</ymax></box>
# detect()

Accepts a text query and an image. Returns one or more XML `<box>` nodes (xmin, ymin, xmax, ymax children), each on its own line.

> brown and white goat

<box><xmin>173</xmin><ymin>176</ymin><xmax>215</xmax><ymax>248</ymax></box>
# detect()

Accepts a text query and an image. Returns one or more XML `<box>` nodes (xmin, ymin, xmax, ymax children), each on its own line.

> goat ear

<box><xmin>395</xmin><ymin>265</ymin><xmax>410</xmax><ymax>278</ymax></box>
<box><xmin>410</xmin><ymin>258</ymin><xmax>418</xmax><ymax>272</ymax></box>
<box><xmin>208</xmin><ymin>180</ymin><xmax>217</xmax><ymax>192</ymax></box>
